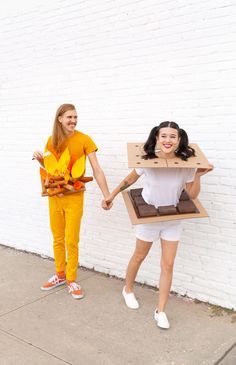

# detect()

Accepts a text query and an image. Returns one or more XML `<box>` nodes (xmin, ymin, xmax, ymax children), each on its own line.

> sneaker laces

<box><xmin>48</xmin><ymin>274</ymin><xmax>65</xmax><ymax>284</ymax></box>
<box><xmin>68</xmin><ymin>282</ymin><xmax>81</xmax><ymax>292</ymax></box>
<box><xmin>48</xmin><ymin>275</ymin><xmax>59</xmax><ymax>284</ymax></box>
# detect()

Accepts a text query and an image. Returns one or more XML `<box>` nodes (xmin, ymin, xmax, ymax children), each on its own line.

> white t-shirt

<box><xmin>135</xmin><ymin>167</ymin><xmax>196</xmax><ymax>208</ymax></box>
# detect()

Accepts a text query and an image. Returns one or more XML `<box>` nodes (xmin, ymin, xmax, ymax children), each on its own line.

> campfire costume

<box><xmin>40</xmin><ymin>130</ymin><xmax>97</xmax><ymax>282</ymax></box>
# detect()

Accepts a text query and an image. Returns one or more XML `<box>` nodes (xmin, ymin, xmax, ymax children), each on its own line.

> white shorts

<box><xmin>135</xmin><ymin>220</ymin><xmax>182</xmax><ymax>242</ymax></box>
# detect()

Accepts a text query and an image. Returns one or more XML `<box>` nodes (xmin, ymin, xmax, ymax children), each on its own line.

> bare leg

<box><xmin>157</xmin><ymin>239</ymin><xmax>179</xmax><ymax>312</ymax></box>
<box><xmin>125</xmin><ymin>238</ymin><xmax>152</xmax><ymax>293</ymax></box>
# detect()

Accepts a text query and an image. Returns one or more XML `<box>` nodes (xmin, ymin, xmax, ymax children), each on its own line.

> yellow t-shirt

<box><xmin>45</xmin><ymin>130</ymin><xmax>98</xmax><ymax>176</ymax></box>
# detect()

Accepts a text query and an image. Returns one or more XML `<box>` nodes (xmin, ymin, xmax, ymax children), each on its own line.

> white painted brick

<box><xmin>0</xmin><ymin>0</ymin><xmax>235</xmax><ymax>310</ymax></box>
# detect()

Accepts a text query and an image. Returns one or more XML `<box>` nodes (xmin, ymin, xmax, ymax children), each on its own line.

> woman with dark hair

<box><xmin>143</xmin><ymin>121</ymin><xmax>195</xmax><ymax>161</ymax></box>
<box><xmin>104</xmin><ymin>121</ymin><xmax>213</xmax><ymax>329</ymax></box>
<box><xmin>33</xmin><ymin>104</ymin><xmax>112</xmax><ymax>299</ymax></box>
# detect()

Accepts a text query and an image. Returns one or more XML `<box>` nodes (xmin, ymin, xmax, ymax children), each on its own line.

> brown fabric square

<box><xmin>137</xmin><ymin>204</ymin><xmax>157</xmax><ymax>217</ymax></box>
<box><xmin>130</xmin><ymin>188</ymin><xmax>143</xmax><ymax>199</ymax></box>
<box><xmin>158</xmin><ymin>205</ymin><xmax>177</xmax><ymax>216</ymax></box>
<box><xmin>133</xmin><ymin>196</ymin><xmax>146</xmax><ymax>205</ymax></box>
<box><xmin>177</xmin><ymin>200</ymin><xmax>197</xmax><ymax>213</ymax></box>
<box><xmin>179</xmin><ymin>190</ymin><xmax>190</xmax><ymax>201</ymax></box>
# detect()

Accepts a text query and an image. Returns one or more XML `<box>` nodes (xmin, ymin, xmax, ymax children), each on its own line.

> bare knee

<box><xmin>131</xmin><ymin>239</ymin><xmax>152</xmax><ymax>265</ymax></box>
<box><xmin>132</xmin><ymin>251</ymin><xmax>147</xmax><ymax>264</ymax></box>
<box><xmin>161</xmin><ymin>259</ymin><xmax>175</xmax><ymax>274</ymax></box>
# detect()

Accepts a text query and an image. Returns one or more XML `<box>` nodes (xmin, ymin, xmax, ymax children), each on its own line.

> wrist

<box><xmin>109</xmin><ymin>192</ymin><xmax>116</xmax><ymax>201</ymax></box>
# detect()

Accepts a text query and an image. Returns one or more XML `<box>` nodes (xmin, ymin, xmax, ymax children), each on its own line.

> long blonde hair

<box><xmin>52</xmin><ymin>103</ymin><xmax>76</xmax><ymax>153</ymax></box>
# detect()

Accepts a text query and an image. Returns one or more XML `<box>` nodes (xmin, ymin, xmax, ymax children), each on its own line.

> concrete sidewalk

<box><xmin>0</xmin><ymin>245</ymin><xmax>235</xmax><ymax>365</ymax></box>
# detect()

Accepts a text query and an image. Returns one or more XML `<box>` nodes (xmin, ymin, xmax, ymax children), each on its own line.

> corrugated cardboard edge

<box><xmin>127</xmin><ymin>143</ymin><xmax>210</xmax><ymax>169</ymax></box>
<box><xmin>122</xmin><ymin>190</ymin><xmax>208</xmax><ymax>225</ymax></box>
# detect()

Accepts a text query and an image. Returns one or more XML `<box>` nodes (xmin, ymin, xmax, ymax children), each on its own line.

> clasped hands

<box><xmin>102</xmin><ymin>194</ymin><xmax>114</xmax><ymax>210</ymax></box>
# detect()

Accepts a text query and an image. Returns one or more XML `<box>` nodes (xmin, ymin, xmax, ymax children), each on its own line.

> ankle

<box><xmin>67</xmin><ymin>280</ymin><xmax>76</xmax><ymax>285</ymax></box>
<box><xmin>57</xmin><ymin>271</ymin><xmax>66</xmax><ymax>279</ymax></box>
<box><xmin>124</xmin><ymin>285</ymin><xmax>133</xmax><ymax>294</ymax></box>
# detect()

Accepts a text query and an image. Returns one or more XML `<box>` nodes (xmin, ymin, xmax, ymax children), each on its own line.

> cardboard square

<box><xmin>127</xmin><ymin>143</ymin><xmax>210</xmax><ymax>169</ymax></box>
<box><xmin>122</xmin><ymin>190</ymin><xmax>208</xmax><ymax>225</ymax></box>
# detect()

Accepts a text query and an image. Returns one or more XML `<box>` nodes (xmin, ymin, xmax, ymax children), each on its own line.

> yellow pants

<box><xmin>48</xmin><ymin>192</ymin><xmax>84</xmax><ymax>281</ymax></box>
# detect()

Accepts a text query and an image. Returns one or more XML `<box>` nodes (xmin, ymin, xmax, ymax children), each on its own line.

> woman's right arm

<box><xmin>32</xmin><ymin>151</ymin><xmax>44</xmax><ymax>167</ymax></box>
<box><xmin>103</xmin><ymin>169</ymin><xmax>140</xmax><ymax>208</ymax></box>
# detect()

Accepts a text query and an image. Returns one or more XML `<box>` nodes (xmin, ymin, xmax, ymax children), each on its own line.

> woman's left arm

<box><xmin>88</xmin><ymin>151</ymin><xmax>110</xmax><ymax>200</ymax></box>
<box><xmin>185</xmin><ymin>164</ymin><xmax>214</xmax><ymax>199</ymax></box>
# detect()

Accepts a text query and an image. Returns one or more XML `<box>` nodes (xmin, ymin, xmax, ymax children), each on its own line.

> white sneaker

<box><xmin>122</xmin><ymin>287</ymin><xmax>139</xmax><ymax>309</ymax></box>
<box><xmin>154</xmin><ymin>310</ymin><xmax>170</xmax><ymax>329</ymax></box>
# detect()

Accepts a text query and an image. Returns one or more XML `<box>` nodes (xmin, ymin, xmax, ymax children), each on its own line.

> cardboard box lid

<box><xmin>127</xmin><ymin>143</ymin><xmax>210</xmax><ymax>169</ymax></box>
<box><xmin>122</xmin><ymin>190</ymin><xmax>208</xmax><ymax>225</ymax></box>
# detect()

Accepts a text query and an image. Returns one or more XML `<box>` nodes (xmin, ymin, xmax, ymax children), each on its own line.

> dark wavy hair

<box><xmin>142</xmin><ymin>121</ymin><xmax>195</xmax><ymax>161</ymax></box>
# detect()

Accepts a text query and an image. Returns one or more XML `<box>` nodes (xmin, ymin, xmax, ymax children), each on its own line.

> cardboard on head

<box><xmin>122</xmin><ymin>190</ymin><xmax>208</xmax><ymax>225</ymax></box>
<box><xmin>127</xmin><ymin>143</ymin><xmax>210</xmax><ymax>169</ymax></box>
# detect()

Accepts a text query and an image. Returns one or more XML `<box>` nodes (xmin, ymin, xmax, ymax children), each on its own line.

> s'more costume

<box><xmin>123</xmin><ymin>143</ymin><xmax>209</xmax><ymax>241</ymax></box>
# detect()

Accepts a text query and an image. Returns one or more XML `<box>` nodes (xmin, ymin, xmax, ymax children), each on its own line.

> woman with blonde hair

<box><xmin>33</xmin><ymin>103</ymin><xmax>111</xmax><ymax>299</ymax></box>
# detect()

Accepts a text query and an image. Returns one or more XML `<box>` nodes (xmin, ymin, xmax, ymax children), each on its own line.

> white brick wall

<box><xmin>0</xmin><ymin>0</ymin><xmax>236</xmax><ymax>309</ymax></box>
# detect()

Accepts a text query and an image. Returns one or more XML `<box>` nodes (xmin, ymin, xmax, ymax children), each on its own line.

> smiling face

<box><xmin>58</xmin><ymin>109</ymin><xmax>77</xmax><ymax>136</ymax></box>
<box><xmin>157</xmin><ymin>127</ymin><xmax>180</xmax><ymax>158</ymax></box>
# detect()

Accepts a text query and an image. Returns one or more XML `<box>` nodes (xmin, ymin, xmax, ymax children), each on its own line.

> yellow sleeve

<box><xmin>44</xmin><ymin>136</ymin><xmax>51</xmax><ymax>153</ymax></box>
<box><xmin>84</xmin><ymin>135</ymin><xmax>98</xmax><ymax>155</ymax></box>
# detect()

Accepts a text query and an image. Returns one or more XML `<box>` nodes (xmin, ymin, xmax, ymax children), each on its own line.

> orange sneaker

<box><xmin>67</xmin><ymin>282</ymin><xmax>84</xmax><ymax>299</ymax></box>
<box><xmin>40</xmin><ymin>274</ymin><xmax>66</xmax><ymax>291</ymax></box>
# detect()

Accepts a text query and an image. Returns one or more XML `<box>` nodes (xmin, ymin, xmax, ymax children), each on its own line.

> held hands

<box><xmin>195</xmin><ymin>163</ymin><xmax>214</xmax><ymax>178</ymax></box>
<box><xmin>102</xmin><ymin>194</ymin><xmax>114</xmax><ymax>210</ymax></box>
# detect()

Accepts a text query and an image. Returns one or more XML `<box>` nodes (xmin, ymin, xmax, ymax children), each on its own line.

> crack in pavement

<box><xmin>213</xmin><ymin>342</ymin><xmax>236</xmax><ymax>365</ymax></box>
<box><xmin>0</xmin><ymin>327</ymin><xmax>73</xmax><ymax>365</ymax></box>
<box><xmin>0</xmin><ymin>272</ymin><xmax>96</xmax><ymax>318</ymax></box>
